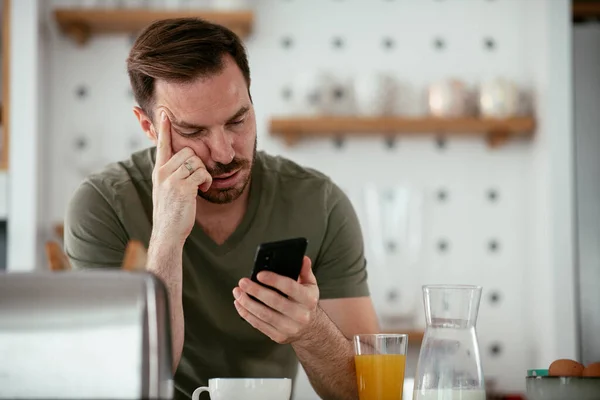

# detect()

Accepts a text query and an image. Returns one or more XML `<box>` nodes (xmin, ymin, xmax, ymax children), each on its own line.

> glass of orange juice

<box><xmin>353</xmin><ymin>333</ymin><xmax>409</xmax><ymax>400</ymax></box>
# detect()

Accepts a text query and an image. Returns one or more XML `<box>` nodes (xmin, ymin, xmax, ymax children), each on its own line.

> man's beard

<box><xmin>197</xmin><ymin>139</ymin><xmax>257</xmax><ymax>204</ymax></box>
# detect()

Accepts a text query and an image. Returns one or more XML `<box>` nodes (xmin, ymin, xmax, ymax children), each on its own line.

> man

<box><xmin>64</xmin><ymin>17</ymin><xmax>380</xmax><ymax>400</ymax></box>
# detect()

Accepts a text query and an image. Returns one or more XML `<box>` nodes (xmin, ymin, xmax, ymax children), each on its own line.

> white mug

<box><xmin>288</xmin><ymin>70</ymin><xmax>335</xmax><ymax>116</ymax></box>
<box><xmin>192</xmin><ymin>378</ymin><xmax>292</xmax><ymax>400</ymax></box>
<box><xmin>478</xmin><ymin>77</ymin><xmax>520</xmax><ymax>118</ymax></box>
<box><xmin>352</xmin><ymin>72</ymin><xmax>398</xmax><ymax>116</ymax></box>
<box><xmin>427</xmin><ymin>78</ymin><xmax>472</xmax><ymax>117</ymax></box>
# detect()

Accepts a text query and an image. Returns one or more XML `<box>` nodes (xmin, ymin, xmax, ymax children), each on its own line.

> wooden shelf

<box><xmin>54</xmin><ymin>8</ymin><xmax>254</xmax><ymax>46</ymax></box>
<box><xmin>573</xmin><ymin>1</ymin><xmax>600</xmax><ymax>18</ymax></box>
<box><xmin>381</xmin><ymin>330</ymin><xmax>425</xmax><ymax>344</ymax></box>
<box><xmin>54</xmin><ymin>223</ymin><xmax>64</xmax><ymax>240</ymax></box>
<box><xmin>269</xmin><ymin>116</ymin><xmax>536</xmax><ymax>148</ymax></box>
<box><xmin>406</xmin><ymin>330</ymin><xmax>425</xmax><ymax>343</ymax></box>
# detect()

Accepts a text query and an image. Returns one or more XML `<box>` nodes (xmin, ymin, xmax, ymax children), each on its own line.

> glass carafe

<box><xmin>413</xmin><ymin>285</ymin><xmax>485</xmax><ymax>400</ymax></box>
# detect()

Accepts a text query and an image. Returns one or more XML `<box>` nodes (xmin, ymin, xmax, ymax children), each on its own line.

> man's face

<box><xmin>152</xmin><ymin>55</ymin><xmax>256</xmax><ymax>204</ymax></box>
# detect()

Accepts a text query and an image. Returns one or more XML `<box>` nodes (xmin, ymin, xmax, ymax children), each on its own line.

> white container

<box><xmin>526</xmin><ymin>376</ymin><xmax>600</xmax><ymax>400</ymax></box>
<box><xmin>478</xmin><ymin>77</ymin><xmax>521</xmax><ymax>118</ymax></box>
<box><xmin>352</xmin><ymin>72</ymin><xmax>398</xmax><ymax>116</ymax></box>
<box><xmin>288</xmin><ymin>71</ymin><xmax>351</xmax><ymax>116</ymax></box>
<box><xmin>287</xmin><ymin>71</ymin><xmax>325</xmax><ymax>116</ymax></box>
<box><xmin>192</xmin><ymin>378</ymin><xmax>292</xmax><ymax>400</ymax></box>
<box><xmin>427</xmin><ymin>78</ymin><xmax>472</xmax><ymax>117</ymax></box>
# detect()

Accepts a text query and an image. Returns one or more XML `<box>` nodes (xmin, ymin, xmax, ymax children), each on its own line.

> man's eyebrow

<box><xmin>227</xmin><ymin>106</ymin><xmax>250</xmax><ymax>121</ymax></box>
<box><xmin>168</xmin><ymin>106</ymin><xmax>250</xmax><ymax>131</ymax></box>
<box><xmin>173</xmin><ymin>120</ymin><xmax>205</xmax><ymax>130</ymax></box>
<box><xmin>168</xmin><ymin>113</ymin><xmax>205</xmax><ymax>131</ymax></box>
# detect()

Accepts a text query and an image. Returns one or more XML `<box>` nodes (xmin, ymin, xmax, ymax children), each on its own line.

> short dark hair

<box><xmin>126</xmin><ymin>18</ymin><xmax>251</xmax><ymax>118</ymax></box>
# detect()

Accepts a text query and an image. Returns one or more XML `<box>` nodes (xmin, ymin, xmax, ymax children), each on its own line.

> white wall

<box><xmin>573</xmin><ymin>23</ymin><xmax>600</xmax><ymax>365</ymax></box>
<box><xmin>523</xmin><ymin>0</ymin><xmax>578</xmax><ymax>368</ymax></box>
<box><xmin>6</xmin><ymin>0</ymin><xmax>45</xmax><ymax>271</ymax></box>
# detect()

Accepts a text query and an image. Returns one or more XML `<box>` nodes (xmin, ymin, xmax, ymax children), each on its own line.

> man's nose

<box><xmin>207</xmin><ymin>129</ymin><xmax>235</xmax><ymax>165</ymax></box>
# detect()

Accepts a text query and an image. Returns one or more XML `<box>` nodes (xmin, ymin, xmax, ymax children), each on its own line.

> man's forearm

<box><xmin>147</xmin><ymin>236</ymin><xmax>185</xmax><ymax>372</ymax></box>
<box><xmin>292</xmin><ymin>307</ymin><xmax>358</xmax><ymax>400</ymax></box>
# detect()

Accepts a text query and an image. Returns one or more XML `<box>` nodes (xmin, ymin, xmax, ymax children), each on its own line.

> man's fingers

<box><xmin>254</xmin><ymin>275</ymin><xmax>316</xmax><ymax>308</ymax></box>
<box><xmin>151</xmin><ymin>108</ymin><xmax>211</xmax><ymax>192</ymax></box>
<box><xmin>237</xmin><ymin>279</ymin><xmax>311</xmax><ymax>325</ymax></box>
<box><xmin>188</xmin><ymin>165</ymin><xmax>213</xmax><ymax>192</ymax></box>
<box><xmin>162</xmin><ymin>147</ymin><xmax>196</xmax><ymax>175</ymax></box>
<box><xmin>155</xmin><ymin>110</ymin><xmax>172</xmax><ymax>167</ymax></box>
<box><xmin>169</xmin><ymin>155</ymin><xmax>212</xmax><ymax>190</ymax></box>
<box><xmin>298</xmin><ymin>256</ymin><xmax>316</xmax><ymax>285</ymax></box>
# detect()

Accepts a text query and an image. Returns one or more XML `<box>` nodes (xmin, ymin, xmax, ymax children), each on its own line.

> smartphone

<box><xmin>250</xmin><ymin>237</ymin><xmax>308</xmax><ymax>300</ymax></box>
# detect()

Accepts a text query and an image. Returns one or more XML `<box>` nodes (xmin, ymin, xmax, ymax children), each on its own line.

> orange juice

<box><xmin>354</xmin><ymin>354</ymin><xmax>406</xmax><ymax>400</ymax></box>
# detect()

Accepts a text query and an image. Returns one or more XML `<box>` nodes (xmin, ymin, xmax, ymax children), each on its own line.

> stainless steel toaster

<box><xmin>0</xmin><ymin>270</ymin><xmax>173</xmax><ymax>399</ymax></box>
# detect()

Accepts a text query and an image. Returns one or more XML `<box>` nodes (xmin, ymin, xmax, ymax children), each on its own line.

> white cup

<box><xmin>427</xmin><ymin>78</ymin><xmax>473</xmax><ymax>117</ymax></box>
<box><xmin>289</xmin><ymin>70</ymin><xmax>336</xmax><ymax>116</ymax></box>
<box><xmin>192</xmin><ymin>378</ymin><xmax>292</xmax><ymax>400</ymax></box>
<box><xmin>478</xmin><ymin>77</ymin><xmax>520</xmax><ymax>118</ymax></box>
<box><xmin>352</xmin><ymin>72</ymin><xmax>398</xmax><ymax>116</ymax></box>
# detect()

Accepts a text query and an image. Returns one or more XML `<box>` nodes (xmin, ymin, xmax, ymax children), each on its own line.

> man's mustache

<box><xmin>207</xmin><ymin>158</ymin><xmax>250</xmax><ymax>176</ymax></box>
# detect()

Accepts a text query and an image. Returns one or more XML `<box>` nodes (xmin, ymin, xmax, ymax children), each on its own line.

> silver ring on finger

<box><xmin>183</xmin><ymin>161</ymin><xmax>194</xmax><ymax>176</ymax></box>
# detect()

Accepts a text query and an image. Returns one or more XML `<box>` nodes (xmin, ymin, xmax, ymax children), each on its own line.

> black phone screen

<box><xmin>250</xmin><ymin>237</ymin><xmax>308</xmax><ymax>299</ymax></box>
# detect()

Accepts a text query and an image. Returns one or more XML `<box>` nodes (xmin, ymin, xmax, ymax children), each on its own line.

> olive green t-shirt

<box><xmin>64</xmin><ymin>147</ymin><xmax>370</xmax><ymax>400</ymax></box>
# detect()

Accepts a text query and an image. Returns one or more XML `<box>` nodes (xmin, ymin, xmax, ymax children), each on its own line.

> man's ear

<box><xmin>133</xmin><ymin>106</ymin><xmax>157</xmax><ymax>144</ymax></box>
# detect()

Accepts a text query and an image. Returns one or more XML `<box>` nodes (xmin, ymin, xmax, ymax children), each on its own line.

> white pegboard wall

<box><xmin>41</xmin><ymin>0</ymin><xmax>556</xmax><ymax>395</ymax></box>
<box><xmin>250</xmin><ymin>1</ymin><xmax>532</xmax><ymax>393</ymax></box>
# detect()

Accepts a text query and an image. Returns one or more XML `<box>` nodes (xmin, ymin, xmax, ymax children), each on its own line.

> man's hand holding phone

<box><xmin>151</xmin><ymin>109</ymin><xmax>212</xmax><ymax>245</ymax></box>
<box><xmin>232</xmin><ymin>255</ymin><xmax>321</xmax><ymax>345</ymax></box>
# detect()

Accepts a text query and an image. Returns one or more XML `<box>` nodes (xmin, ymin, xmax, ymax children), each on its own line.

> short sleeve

<box><xmin>313</xmin><ymin>182</ymin><xmax>370</xmax><ymax>299</ymax></box>
<box><xmin>64</xmin><ymin>180</ymin><xmax>129</xmax><ymax>269</ymax></box>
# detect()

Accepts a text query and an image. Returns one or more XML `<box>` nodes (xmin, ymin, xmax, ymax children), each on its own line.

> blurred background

<box><xmin>0</xmin><ymin>0</ymin><xmax>598</xmax><ymax>399</ymax></box>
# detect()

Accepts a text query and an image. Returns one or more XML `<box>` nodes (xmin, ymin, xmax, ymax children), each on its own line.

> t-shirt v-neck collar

<box><xmin>187</xmin><ymin>155</ymin><xmax>264</xmax><ymax>256</ymax></box>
